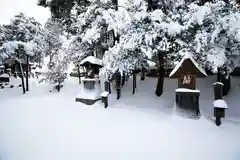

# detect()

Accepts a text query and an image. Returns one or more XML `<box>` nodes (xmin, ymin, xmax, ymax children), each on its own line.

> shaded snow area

<box><xmin>0</xmin><ymin>76</ymin><xmax>240</xmax><ymax>160</ymax></box>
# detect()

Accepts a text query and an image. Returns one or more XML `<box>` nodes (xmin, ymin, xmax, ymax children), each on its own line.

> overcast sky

<box><xmin>0</xmin><ymin>0</ymin><xmax>50</xmax><ymax>24</ymax></box>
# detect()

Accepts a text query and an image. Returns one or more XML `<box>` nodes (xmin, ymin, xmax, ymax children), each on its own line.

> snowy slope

<box><xmin>0</xmin><ymin>76</ymin><xmax>240</xmax><ymax>160</ymax></box>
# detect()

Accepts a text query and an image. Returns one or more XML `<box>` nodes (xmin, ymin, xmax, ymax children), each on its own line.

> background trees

<box><xmin>0</xmin><ymin>0</ymin><xmax>239</xmax><ymax>95</ymax></box>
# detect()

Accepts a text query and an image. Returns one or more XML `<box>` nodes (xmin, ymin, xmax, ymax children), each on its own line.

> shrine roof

<box><xmin>169</xmin><ymin>54</ymin><xmax>207</xmax><ymax>78</ymax></box>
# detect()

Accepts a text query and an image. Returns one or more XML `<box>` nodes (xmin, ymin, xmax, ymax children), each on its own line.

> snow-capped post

<box><xmin>213</xmin><ymin>82</ymin><xmax>224</xmax><ymax>100</ymax></box>
<box><xmin>100</xmin><ymin>91</ymin><xmax>109</xmax><ymax>108</ymax></box>
<box><xmin>169</xmin><ymin>54</ymin><xmax>207</xmax><ymax>117</ymax></box>
<box><xmin>213</xmin><ymin>100</ymin><xmax>228</xmax><ymax>126</ymax></box>
<box><xmin>115</xmin><ymin>71</ymin><xmax>121</xmax><ymax>100</ymax></box>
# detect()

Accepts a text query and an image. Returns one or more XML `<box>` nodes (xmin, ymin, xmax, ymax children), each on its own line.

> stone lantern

<box><xmin>75</xmin><ymin>56</ymin><xmax>103</xmax><ymax>105</ymax></box>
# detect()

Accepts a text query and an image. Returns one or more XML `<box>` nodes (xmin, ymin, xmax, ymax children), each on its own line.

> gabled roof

<box><xmin>169</xmin><ymin>55</ymin><xmax>207</xmax><ymax>78</ymax></box>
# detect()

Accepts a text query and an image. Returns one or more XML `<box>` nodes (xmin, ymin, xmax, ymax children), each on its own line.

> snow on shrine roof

<box><xmin>175</xmin><ymin>88</ymin><xmax>200</xmax><ymax>93</ymax></box>
<box><xmin>169</xmin><ymin>54</ymin><xmax>207</xmax><ymax>77</ymax></box>
<box><xmin>213</xmin><ymin>82</ymin><xmax>224</xmax><ymax>86</ymax></box>
<box><xmin>0</xmin><ymin>73</ymin><xmax>10</xmax><ymax>78</ymax></box>
<box><xmin>80</xmin><ymin>56</ymin><xmax>103</xmax><ymax>66</ymax></box>
<box><xmin>213</xmin><ymin>99</ymin><xmax>228</xmax><ymax>109</ymax></box>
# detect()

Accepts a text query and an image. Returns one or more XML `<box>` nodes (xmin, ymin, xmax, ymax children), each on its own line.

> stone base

<box><xmin>75</xmin><ymin>97</ymin><xmax>101</xmax><ymax>105</ymax></box>
<box><xmin>175</xmin><ymin>90</ymin><xmax>200</xmax><ymax>118</ymax></box>
<box><xmin>75</xmin><ymin>78</ymin><xmax>102</xmax><ymax>106</ymax></box>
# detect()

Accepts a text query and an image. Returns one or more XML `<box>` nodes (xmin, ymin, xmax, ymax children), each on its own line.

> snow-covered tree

<box><xmin>180</xmin><ymin>1</ymin><xmax>240</xmax><ymax>74</ymax></box>
<box><xmin>0</xmin><ymin>13</ymin><xmax>44</xmax><ymax>92</ymax></box>
<box><xmin>1</xmin><ymin>13</ymin><xmax>42</xmax><ymax>59</ymax></box>
<box><xmin>100</xmin><ymin>0</ymin><xmax>186</xmax><ymax>96</ymax></box>
<box><xmin>44</xmin><ymin>47</ymin><xmax>69</xmax><ymax>92</ymax></box>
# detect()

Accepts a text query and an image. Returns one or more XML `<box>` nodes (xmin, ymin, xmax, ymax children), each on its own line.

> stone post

<box><xmin>213</xmin><ymin>82</ymin><xmax>223</xmax><ymax>100</ymax></box>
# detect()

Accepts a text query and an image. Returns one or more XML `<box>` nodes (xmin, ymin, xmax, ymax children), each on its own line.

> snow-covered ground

<box><xmin>0</xmin><ymin>76</ymin><xmax>240</xmax><ymax>160</ymax></box>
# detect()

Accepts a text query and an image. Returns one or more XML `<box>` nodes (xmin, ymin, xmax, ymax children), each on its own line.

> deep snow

<box><xmin>0</xmin><ymin>76</ymin><xmax>240</xmax><ymax>160</ymax></box>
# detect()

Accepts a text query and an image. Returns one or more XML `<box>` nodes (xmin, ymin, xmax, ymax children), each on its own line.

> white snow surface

<box><xmin>213</xmin><ymin>99</ymin><xmax>228</xmax><ymax>109</ymax></box>
<box><xmin>169</xmin><ymin>54</ymin><xmax>207</xmax><ymax>77</ymax></box>
<box><xmin>0</xmin><ymin>76</ymin><xmax>240</xmax><ymax>160</ymax></box>
<box><xmin>80</xmin><ymin>56</ymin><xmax>103</xmax><ymax>66</ymax></box>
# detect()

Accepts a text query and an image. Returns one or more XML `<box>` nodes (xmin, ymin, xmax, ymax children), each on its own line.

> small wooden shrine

<box><xmin>80</xmin><ymin>56</ymin><xmax>103</xmax><ymax>78</ymax></box>
<box><xmin>169</xmin><ymin>55</ymin><xmax>207</xmax><ymax>117</ymax></box>
<box><xmin>169</xmin><ymin>55</ymin><xmax>207</xmax><ymax>89</ymax></box>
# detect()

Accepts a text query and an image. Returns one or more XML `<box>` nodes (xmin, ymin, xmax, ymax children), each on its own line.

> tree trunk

<box><xmin>77</xmin><ymin>64</ymin><xmax>81</xmax><ymax>84</ymax></box>
<box><xmin>19</xmin><ymin>62</ymin><xmax>26</xmax><ymax>94</ymax></box>
<box><xmin>217</xmin><ymin>67</ymin><xmax>231</xmax><ymax>96</ymax></box>
<box><xmin>155</xmin><ymin>54</ymin><xmax>165</xmax><ymax>97</ymax></box>
<box><xmin>57</xmin><ymin>81</ymin><xmax>61</xmax><ymax>92</ymax></box>
<box><xmin>116</xmin><ymin>71</ymin><xmax>121</xmax><ymax>99</ymax></box>
<box><xmin>121</xmin><ymin>71</ymin><xmax>125</xmax><ymax>86</ymax></box>
<box><xmin>108</xmin><ymin>78</ymin><xmax>111</xmax><ymax>94</ymax></box>
<box><xmin>132</xmin><ymin>71</ymin><xmax>136</xmax><ymax>94</ymax></box>
<box><xmin>147</xmin><ymin>0</ymin><xmax>153</xmax><ymax>11</ymax></box>
<box><xmin>26</xmin><ymin>55</ymin><xmax>29</xmax><ymax>91</ymax></box>
<box><xmin>140</xmin><ymin>66</ymin><xmax>145</xmax><ymax>81</ymax></box>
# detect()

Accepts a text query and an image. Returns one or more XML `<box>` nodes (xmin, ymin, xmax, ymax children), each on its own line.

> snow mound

<box><xmin>213</xmin><ymin>100</ymin><xmax>228</xmax><ymax>109</ymax></box>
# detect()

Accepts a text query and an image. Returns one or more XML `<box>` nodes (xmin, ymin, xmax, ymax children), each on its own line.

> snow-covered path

<box><xmin>0</xmin><ymin>76</ymin><xmax>240</xmax><ymax>160</ymax></box>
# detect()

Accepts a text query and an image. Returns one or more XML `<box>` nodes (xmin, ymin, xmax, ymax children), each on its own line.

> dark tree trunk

<box><xmin>19</xmin><ymin>62</ymin><xmax>26</xmax><ymax>94</ymax></box>
<box><xmin>132</xmin><ymin>71</ymin><xmax>136</xmax><ymax>94</ymax></box>
<box><xmin>77</xmin><ymin>64</ymin><xmax>81</xmax><ymax>84</ymax></box>
<box><xmin>116</xmin><ymin>71</ymin><xmax>121</xmax><ymax>99</ymax></box>
<box><xmin>121</xmin><ymin>71</ymin><xmax>125</xmax><ymax>86</ymax></box>
<box><xmin>140</xmin><ymin>66</ymin><xmax>145</xmax><ymax>81</ymax></box>
<box><xmin>155</xmin><ymin>54</ymin><xmax>165</xmax><ymax>97</ymax></box>
<box><xmin>217</xmin><ymin>67</ymin><xmax>231</xmax><ymax>96</ymax></box>
<box><xmin>108</xmin><ymin>78</ymin><xmax>112</xmax><ymax>94</ymax></box>
<box><xmin>26</xmin><ymin>55</ymin><xmax>29</xmax><ymax>91</ymax></box>
<box><xmin>104</xmin><ymin>81</ymin><xmax>109</xmax><ymax>92</ymax></box>
<box><xmin>147</xmin><ymin>0</ymin><xmax>153</xmax><ymax>11</ymax></box>
<box><xmin>57</xmin><ymin>81</ymin><xmax>61</xmax><ymax>92</ymax></box>
<box><xmin>112</xmin><ymin>0</ymin><xmax>118</xmax><ymax>10</ymax></box>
